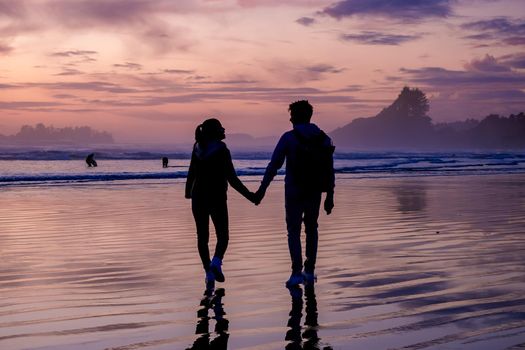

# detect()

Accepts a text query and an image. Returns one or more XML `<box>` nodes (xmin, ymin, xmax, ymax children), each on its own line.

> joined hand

<box><xmin>247</xmin><ymin>191</ymin><xmax>261</xmax><ymax>205</ymax></box>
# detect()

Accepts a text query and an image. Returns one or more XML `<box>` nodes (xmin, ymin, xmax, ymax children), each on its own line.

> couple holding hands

<box><xmin>185</xmin><ymin>100</ymin><xmax>335</xmax><ymax>290</ymax></box>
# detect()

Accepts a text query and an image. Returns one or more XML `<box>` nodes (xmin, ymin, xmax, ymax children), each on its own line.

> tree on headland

<box><xmin>389</xmin><ymin>86</ymin><xmax>429</xmax><ymax>120</ymax></box>
<box><xmin>331</xmin><ymin>86</ymin><xmax>434</xmax><ymax>148</ymax></box>
<box><xmin>467</xmin><ymin>112</ymin><xmax>525</xmax><ymax>149</ymax></box>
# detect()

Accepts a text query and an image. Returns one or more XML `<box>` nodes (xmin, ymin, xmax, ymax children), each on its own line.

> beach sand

<box><xmin>1</xmin><ymin>175</ymin><xmax>525</xmax><ymax>349</ymax></box>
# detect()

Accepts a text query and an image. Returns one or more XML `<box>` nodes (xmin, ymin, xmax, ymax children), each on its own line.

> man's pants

<box><xmin>285</xmin><ymin>192</ymin><xmax>321</xmax><ymax>274</ymax></box>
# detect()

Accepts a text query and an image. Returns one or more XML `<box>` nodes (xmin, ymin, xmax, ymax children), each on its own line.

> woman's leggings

<box><xmin>191</xmin><ymin>198</ymin><xmax>229</xmax><ymax>271</ymax></box>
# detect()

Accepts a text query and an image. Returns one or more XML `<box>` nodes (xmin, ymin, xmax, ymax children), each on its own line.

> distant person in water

<box><xmin>86</xmin><ymin>153</ymin><xmax>97</xmax><ymax>167</ymax></box>
<box><xmin>185</xmin><ymin>118</ymin><xmax>257</xmax><ymax>290</ymax></box>
<box><xmin>255</xmin><ymin>100</ymin><xmax>335</xmax><ymax>287</ymax></box>
<box><xmin>162</xmin><ymin>157</ymin><xmax>169</xmax><ymax>168</ymax></box>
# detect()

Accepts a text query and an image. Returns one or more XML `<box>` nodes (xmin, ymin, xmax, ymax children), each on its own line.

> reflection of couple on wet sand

<box><xmin>286</xmin><ymin>285</ymin><xmax>333</xmax><ymax>350</ymax></box>
<box><xmin>185</xmin><ymin>100</ymin><xmax>335</xmax><ymax>290</ymax></box>
<box><xmin>186</xmin><ymin>288</ymin><xmax>229</xmax><ymax>350</ymax></box>
<box><xmin>187</xmin><ymin>285</ymin><xmax>332</xmax><ymax>350</ymax></box>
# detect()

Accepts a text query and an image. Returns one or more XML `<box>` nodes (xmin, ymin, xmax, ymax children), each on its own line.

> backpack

<box><xmin>292</xmin><ymin>129</ymin><xmax>335</xmax><ymax>193</ymax></box>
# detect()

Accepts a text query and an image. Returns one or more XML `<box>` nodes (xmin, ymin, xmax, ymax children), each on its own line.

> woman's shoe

<box><xmin>285</xmin><ymin>273</ymin><xmax>304</xmax><ymax>287</ymax></box>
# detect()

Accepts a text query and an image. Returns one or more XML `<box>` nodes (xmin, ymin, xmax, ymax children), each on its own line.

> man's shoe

<box><xmin>285</xmin><ymin>273</ymin><xmax>304</xmax><ymax>287</ymax></box>
<box><xmin>302</xmin><ymin>271</ymin><xmax>316</xmax><ymax>285</ymax></box>
<box><xmin>210</xmin><ymin>257</ymin><xmax>225</xmax><ymax>282</ymax></box>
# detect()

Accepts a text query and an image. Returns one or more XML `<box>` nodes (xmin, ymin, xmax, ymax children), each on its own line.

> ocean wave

<box><xmin>0</xmin><ymin>172</ymin><xmax>188</xmax><ymax>184</ymax></box>
<box><xmin>0</xmin><ymin>150</ymin><xmax>191</xmax><ymax>161</ymax></box>
<box><xmin>1</xmin><ymin>149</ymin><xmax>524</xmax><ymax>161</ymax></box>
<box><xmin>1</xmin><ymin>163</ymin><xmax>524</xmax><ymax>186</ymax></box>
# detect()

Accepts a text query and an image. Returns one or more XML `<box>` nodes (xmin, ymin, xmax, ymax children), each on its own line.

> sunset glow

<box><xmin>1</xmin><ymin>0</ymin><xmax>524</xmax><ymax>143</ymax></box>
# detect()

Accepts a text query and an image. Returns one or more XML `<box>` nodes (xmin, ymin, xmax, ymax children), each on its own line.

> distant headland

<box><xmin>330</xmin><ymin>87</ymin><xmax>525</xmax><ymax>150</ymax></box>
<box><xmin>0</xmin><ymin>123</ymin><xmax>114</xmax><ymax>146</ymax></box>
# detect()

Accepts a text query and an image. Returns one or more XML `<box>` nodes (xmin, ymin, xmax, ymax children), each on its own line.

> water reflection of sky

<box><xmin>1</xmin><ymin>175</ymin><xmax>524</xmax><ymax>349</ymax></box>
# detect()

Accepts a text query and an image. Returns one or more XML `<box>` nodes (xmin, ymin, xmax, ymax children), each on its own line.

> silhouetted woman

<box><xmin>185</xmin><ymin>118</ymin><xmax>255</xmax><ymax>289</ymax></box>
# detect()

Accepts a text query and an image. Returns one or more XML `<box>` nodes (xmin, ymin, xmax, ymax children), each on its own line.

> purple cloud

<box><xmin>53</xmin><ymin>94</ymin><xmax>77</xmax><ymax>99</ymax></box>
<box><xmin>322</xmin><ymin>0</ymin><xmax>453</xmax><ymax>21</ymax></box>
<box><xmin>397</xmin><ymin>66</ymin><xmax>525</xmax><ymax>86</ymax></box>
<box><xmin>265</xmin><ymin>60</ymin><xmax>346</xmax><ymax>83</ymax></box>
<box><xmin>35</xmin><ymin>81</ymin><xmax>140</xmax><ymax>93</ymax></box>
<box><xmin>0</xmin><ymin>101</ymin><xmax>64</xmax><ymax>109</ymax></box>
<box><xmin>464</xmin><ymin>54</ymin><xmax>510</xmax><ymax>72</ymax></box>
<box><xmin>461</xmin><ymin>17</ymin><xmax>525</xmax><ymax>33</ymax></box>
<box><xmin>463</xmin><ymin>33</ymin><xmax>493</xmax><ymax>41</ymax></box>
<box><xmin>54</xmin><ymin>68</ymin><xmax>84</xmax><ymax>76</ymax></box>
<box><xmin>296</xmin><ymin>17</ymin><xmax>316</xmax><ymax>26</ymax></box>
<box><xmin>164</xmin><ymin>69</ymin><xmax>195</xmax><ymax>74</ymax></box>
<box><xmin>194</xmin><ymin>79</ymin><xmax>259</xmax><ymax>85</ymax></box>
<box><xmin>341</xmin><ymin>31</ymin><xmax>421</xmax><ymax>45</ymax></box>
<box><xmin>500</xmin><ymin>53</ymin><xmax>525</xmax><ymax>69</ymax></box>
<box><xmin>504</xmin><ymin>37</ymin><xmax>525</xmax><ymax>46</ymax></box>
<box><xmin>114</xmin><ymin>62</ymin><xmax>143</xmax><ymax>70</ymax></box>
<box><xmin>460</xmin><ymin>89</ymin><xmax>525</xmax><ymax>101</ymax></box>
<box><xmin>75</xmin><ymin>84</ymin><xmax>357</xmax><ymax>107</ymax></box>
<box><xmin>237</xmin><ymin>0</ymin><xmax>328</xmax><ymax>7</ymax></box>
<box><xmin>51</xmin><ymin>50</ymin><xmax>98</xmax><ymax>57</ymax></box>
<box><xmin>306</xmin><ymin>64</ymin><xmax>344</xmax><ymax>73</ymax></box>
<box><xmin>461</xmin><ymin>17</ymin><xmax>525</xmax><ymax>46</ymax></box>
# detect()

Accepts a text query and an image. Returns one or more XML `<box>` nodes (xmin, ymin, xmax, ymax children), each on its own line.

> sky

<box><xmin>1</xmin><ymin>0</ymin><xmax>524</xmax><ymax>143</ymax></box>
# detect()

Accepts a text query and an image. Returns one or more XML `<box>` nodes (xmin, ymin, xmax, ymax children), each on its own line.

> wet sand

<box><xmin>1</xmin><ymin>175</ymin><xmax>525</xmax><ymax>349</ymax></box>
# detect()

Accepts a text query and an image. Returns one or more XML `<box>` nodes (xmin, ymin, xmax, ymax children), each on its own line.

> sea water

<box><xmin>1</xmin><ymin>150</ymin><xmax>524</xmax><ymax>187</ymax></box>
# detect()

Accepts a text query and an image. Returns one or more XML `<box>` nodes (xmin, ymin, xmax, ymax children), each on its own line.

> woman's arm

<box><xmin>224</xmin><ymin>147</ymin><xmax>253</xmax><ymax>200</ymax></box>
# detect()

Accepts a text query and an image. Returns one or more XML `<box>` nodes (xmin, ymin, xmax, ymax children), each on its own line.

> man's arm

<box><xmin>324</xmin><ymin>138</ymin><xmax>335</xmax><ymax>214</ymax></box>
<box><xmin>256</xmin><ymin>133</ymin><xmax>287</xmax><ymax>202</ymax></box>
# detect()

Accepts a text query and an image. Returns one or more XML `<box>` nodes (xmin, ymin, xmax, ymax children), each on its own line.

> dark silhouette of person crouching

<box><xmin>86</xmin><ymin>153</ymin><xmax>97</xmax><ymax>167</ymax></box>
<box><xmin>185</xmin><ymin>118</ymin><xmax>257</xmax><ymax>290</ymax></box>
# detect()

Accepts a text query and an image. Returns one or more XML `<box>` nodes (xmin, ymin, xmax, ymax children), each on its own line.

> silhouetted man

<box><xmin>162</xmin><ymin>157</ymin><xmax>169</xmax><ymax>168</ymax></box>
<box><xmin>256</xmin><ymin>100</ymin><xmax>335</xmax><ymax>287</ymax></box>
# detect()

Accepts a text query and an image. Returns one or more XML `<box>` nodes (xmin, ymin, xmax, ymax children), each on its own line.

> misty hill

<box><xmin>0</xmin><ymin>123</ymin><xmax>114</xmax><ymax>145</ymax></box>
<box><xmin>330</xmin><ymin>87</ymin><xmax>525</xmax><ymax>150</ymax></box>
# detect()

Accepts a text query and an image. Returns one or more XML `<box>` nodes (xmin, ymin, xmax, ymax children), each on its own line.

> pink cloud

<box><xmin>0</xmin><ymin>1</ymin><xmax>26</xmax><ymax>19</ymax></box>
<box><xmin>237</xmin><ymin>0</ymin><xmax>330</xmax><ymax>7</ymax></box>
<box><xmin>0</xmin><ymin>42</ymin><xmax>13</xmax><ymax>55</ymax></box>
